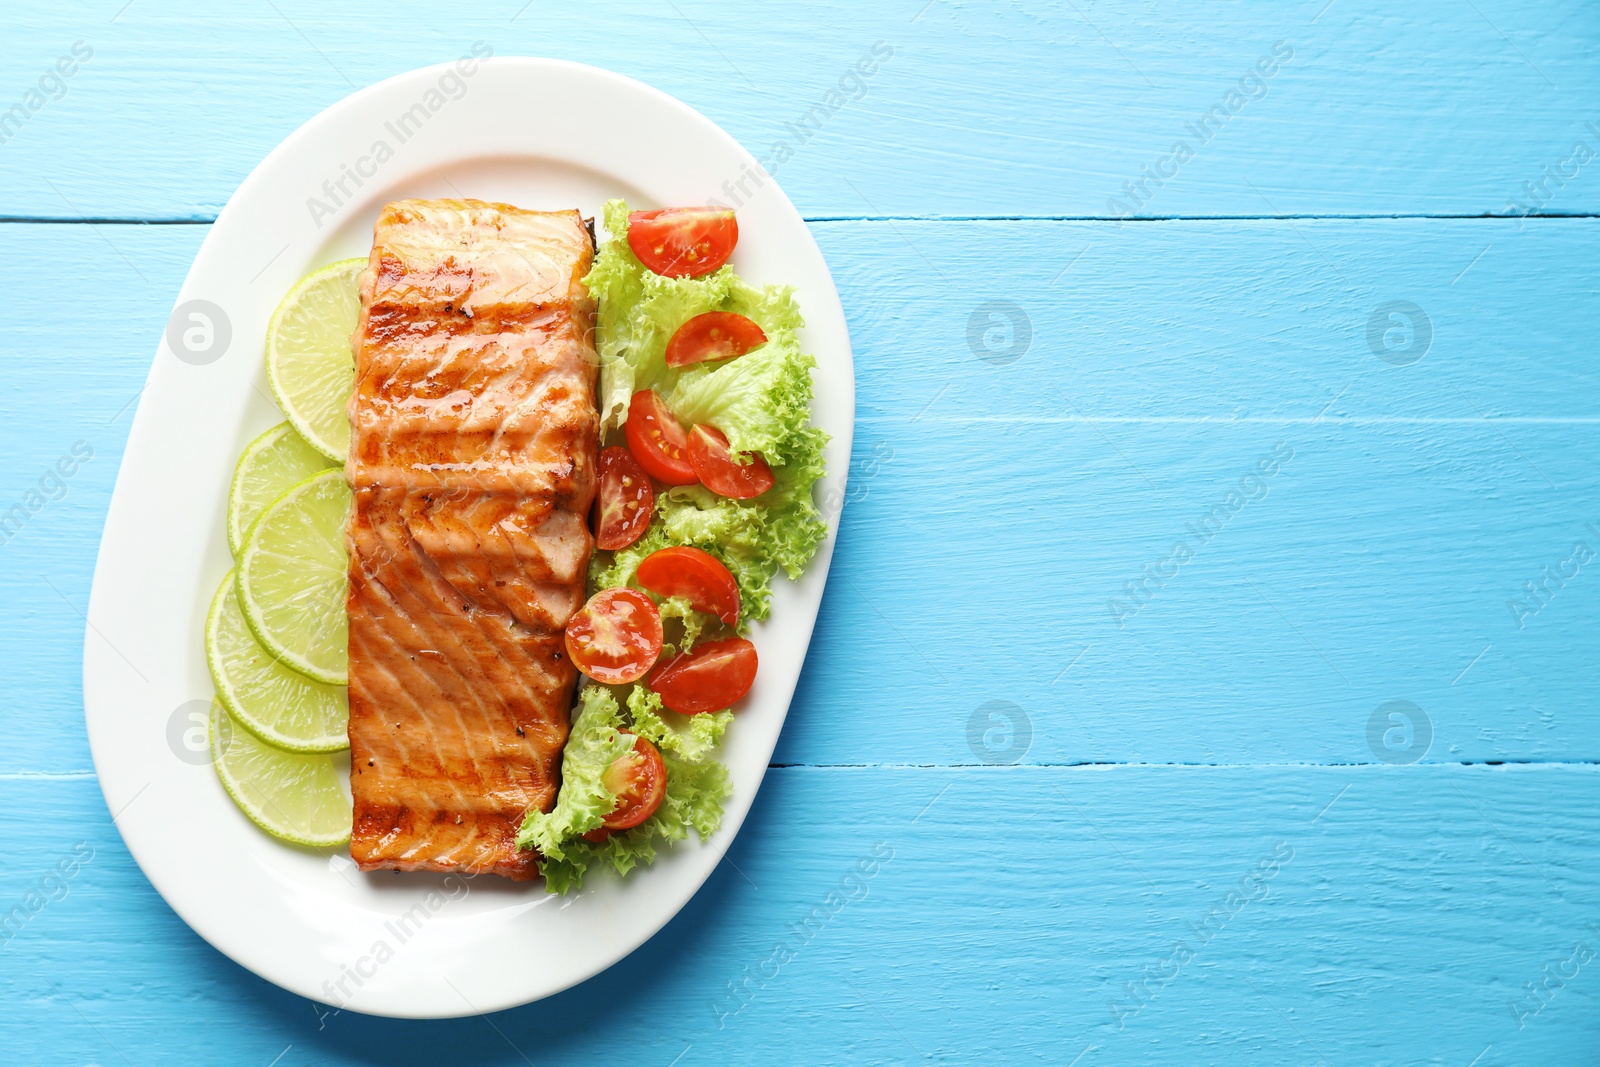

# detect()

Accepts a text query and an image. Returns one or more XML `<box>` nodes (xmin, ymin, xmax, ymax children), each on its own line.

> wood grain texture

<box><xmin>0</xmin><ymin>224</ymin><xmax>203</xmax><ymax>775</ymax></box>
<box><xmin>3</xmin><ymin>767</ymin><xmax>1597</xmax><ymax>1064</ymax></box>
<box><xmin>3</xmin><ymin>1</ymin><xmax>1598</xmax><ymax>1060</ymax></box>
<box><xmin>3</xmin><ymin>222</ymin><xmax>1595</xmax><ymax>771</ymax></box>
<box><xmin>2</xmin><ymin>1</ymin><xmax>1599</xmax><ymax>219</ymax></box>
<box><xmin>826</xmin><ymin>218</ymin><xmax>1600</xmax><ymax>422</ymax></box>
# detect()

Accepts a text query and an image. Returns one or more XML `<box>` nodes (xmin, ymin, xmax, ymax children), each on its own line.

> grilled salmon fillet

<box><xmin>345</xmin><ymin>199</ymin><xmax>597</xmax><ymax>881</ymax></box>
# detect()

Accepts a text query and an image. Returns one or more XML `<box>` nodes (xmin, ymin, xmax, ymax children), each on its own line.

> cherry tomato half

<box><xmin>584</xmin><ymin>734</ymin><xmax>667</xmax><ymax>840</ymax></box>
<box><xmin>595</xmin><ymin>446</ymin><xmax>654</xmax><ymax>551</ymax></box>
<box><xmin>627</xmin><ymin>208</ymin><xmax>738</xmax><ymax>278</ymax></box>
<box><xmin>635</xmin><ymin>546</ymin><xmax>741</xmax><ymax>626</ymax></box>
<box><xmin>649</xmin><ymin>637</ymin><xmax>759</xmax><ymax>715</ymax></box>
<box><xmin>624</xmin><ymin>389</ymin><xmax>699</xmax><ymax>486</ymax></box>
<box><xmin>686</xmin><ymin>425</ymin><xmax>774</xmax><ymax>500</ymax></box>
<box><xmin>664</xmin><ymin>312</ymin><xmax>768</xmax><ymax>368</ymax></box>
<box><xmin>564</xmin><ymin>588</ymin><xmax>663</xmax><ymax>685</ymax></box>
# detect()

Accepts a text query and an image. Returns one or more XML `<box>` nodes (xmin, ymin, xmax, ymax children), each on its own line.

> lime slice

<box><xmin>237</xmin><ymin>468</ymin><xmax>350</xmax><ymax>684</ymax></box>
<box><xmin>227</xmin><ymin>423</ymin><xmax>337</xmax><ymax>556</ymax></box>
<box><xmin>211</xmin><ymin>699</ymin><xmax>350</xmax><ymax>847</ymax></box>
<box><xmin>207</xmin><ymin>571</ymin><xmax>348</xmax><ymax>752</ymax></box>
<box><xmin>266</xmin><ymin>258</ymin><xmax>365</xmax><ymax>462</ymax></box>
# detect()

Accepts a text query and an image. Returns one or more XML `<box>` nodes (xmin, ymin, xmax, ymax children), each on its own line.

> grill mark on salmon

<box><xmin>346</xmin><ymin>199</ymin><xmax>596</xmax><ymax>881</ymax></box>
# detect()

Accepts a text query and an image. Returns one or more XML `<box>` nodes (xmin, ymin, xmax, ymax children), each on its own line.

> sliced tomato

<box><xmin>686</xmin><ymin>425</ymin><xmax>774</xmax><ymax>500</ymax></box>
<box><xmin>595</xmin><ymin>446</ymin><xmax>654</xmax><ymax>551</ymax></box>
<box><xmin>564</xmin><ymin>588</ymin><xmax>663</xmax><ymax>685</ymax></box>
<box><xmin>664</xmin><ymin>312</ymin><xmax>768</xmax><ymax>368</ymax></box>
<box><xmin>649</xmin><ymin>637</ymin><xmax>759</xmax><ymax>715</ymax></box>
<box><xmin>635</xmin><ymin>546</ymin><xmax>741</xmax><ymax>625</ymax></box>
<box><xmin>627</xmin><ymin>208</ymin><xmax>738</xmax><ymax>278</ymax></box>
<box><xmin>583</xmin><ymin>734</ymin><xmax>667</xmax><ymax>840</ymax></box>
<box><xmin>624</xmin><ymin>389</ymin><xmax>699</xmax><ymax>486</ymax></box>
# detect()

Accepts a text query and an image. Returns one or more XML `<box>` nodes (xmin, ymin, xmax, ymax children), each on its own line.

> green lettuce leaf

<box><xmin>753</xmin><ymin>424</ymin><xmax>830</xmax><ymax>580</ymax></box>
<box><xmin>534</xmin><ymin>743</ymin><xmax>733</xmax><ymax>894</ymax></box>
<box><xmin>589</xmin><ymin>424</ymin><xmax>828</xmax><ymax>623</ymax></box>
<box><xmin>515</xmin><ymin>686</ymin><xmax>632</xmax><ymax>862</ymax></box>
<box><xmin>585</xmin><ymin>196</ymin><xmax>829</xmax><ymax>619</ymax></box>
<box><xmin>517</xmin><ymin>684</ymin><xmax>736</xmax><ymax>895</ymax></box>
<box><xmin>666</xmin><ymin>333</ymin><xmax>817</xmax><ymax>459</ymax></box>
<box><xmin>592</xmin><ymin>492</ymin><xmax>772</xmax><ymax>621</ymax></box>
<box><xmin>658</xmin><ymin>749</ymin><xmax>733</xmax><ymax>840</ymax></box>
<box><xmin>627</xmin><ymin>685</ymin><xmax>734</xmax><ymax>763</ymax></box>
<box><xmin>586</xmin><ymin>198</ymin><xmax>805</xmax><ymax>434</ymax></box>
<box><xmin>585</xmin><ymin>200</ymin><xmax>650</xmax><ymax>431</ymax></box>
<box><xmin>657</xmin><ymin>594</ymin><xmax>714</xmax><ymax>654</ymax></box>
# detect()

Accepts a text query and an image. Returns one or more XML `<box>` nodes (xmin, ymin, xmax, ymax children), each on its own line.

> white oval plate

<box><xmin>83</xmin><ymin>57</ymin><xmax>853</xmax><ymax>1019</ymax></box>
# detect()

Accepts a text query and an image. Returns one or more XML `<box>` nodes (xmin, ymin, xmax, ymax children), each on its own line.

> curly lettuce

<box><xmin>534</xmin><ymin>742</ymin><xmax>733</xmax><ymax>894</ymax></box>
<box><xmin>627</xmin><ymin>685</ymin><xmax>733</xmax><ymax>763</ymax></box>
<box><xmin>587</xmin><ymin>198</ymin><xmax>805</xmax><ymax>433</ymax></box>
<box><xmin>590</xmin><ymin>424</ymin><xmax>828</xmax><ymax>622</ymax></box>
<box><xmin>584</xmin><ymin>197</ymin><xmax>830</xmax><ymax>618</ymax></box>
<box><xmin>657</xmin><ymin>594</ymin><xmax>715</xmax><ymax>654</ymax></box>
<box><xmin>518</xmin><ymin>684</ymin><xmax>735</xmax><ymax>895</ymax></box>
<box><xmin>516</xmin><ymin>686</ymin><xmax>633</xmax><ymax>862</ymax></box>
<box><xmin>667</xmin><ymin>333</ymin><xmax>817</xmax><ymax>459</ymax></box>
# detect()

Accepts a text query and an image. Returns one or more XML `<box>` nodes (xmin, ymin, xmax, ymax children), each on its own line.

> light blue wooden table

<box><xmin>4</xmin><ymin>2</ymin><xmax>1598</xmax><ymax>1063</ymax></box>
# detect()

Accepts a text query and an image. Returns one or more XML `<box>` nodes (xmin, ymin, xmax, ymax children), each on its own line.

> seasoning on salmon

<box><xmin>345</xmin><ymin>198</ymin><xmax>597</xmax><ymax>881</ymax></box>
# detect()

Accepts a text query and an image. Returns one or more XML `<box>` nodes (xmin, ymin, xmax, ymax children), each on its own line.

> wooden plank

<box><xmin>0</xmin><ymin>223</ymin><xmax>201</xmax><ymax>775</ymax></box>
<box><xmin>788</xmin><ymin>417</ymin><xmax>1600</xmax><ymax>768</ymax></box>
<box><xmin>3</xmin><ymin>220</ymin><xmax>1597</xmax><ymax>771</ymax></box>
<box><xmin>1</xmin><ymin>1</ymin><xmax>1598</xmax><ymax>219</ymax></box>
<box><xmin>7</xmin><ymin>4</ymin><xmax>1596</xmax><ymax>1063</ymax></box>
<box><xmin>791</xmin><ymin>216</ymin><xmax>1600</xmax><ymax>766</ymax></box>
<box><xmin>3</xmin><ymin>766</ymin><xmax>1597</xmax><ymax>1062</ymax></box>
<box><xmin>819</xmin><ymin>217</ymin><xmax>1600</xmax><ymax>423</ymax></box>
